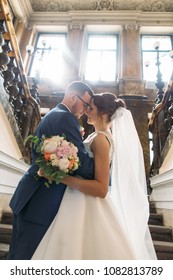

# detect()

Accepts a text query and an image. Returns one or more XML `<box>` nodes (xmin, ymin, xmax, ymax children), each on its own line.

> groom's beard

<box><xmin>71</xmin><ymin>104</ymin><xmax>83</xmax><ymax>119</ymax></box>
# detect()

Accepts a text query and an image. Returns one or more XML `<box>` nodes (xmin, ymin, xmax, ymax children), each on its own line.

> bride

<box><xmin>32</xmin><ymin>92</ymin><xmax>157</xmax><ymax>260</ymax></box>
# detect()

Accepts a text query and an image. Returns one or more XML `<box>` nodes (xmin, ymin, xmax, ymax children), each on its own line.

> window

<box><xmin>84</xmin><ymin>34</ymin><xmax>118</xmax><ymax>83</ymax></box>
<box><xmin>29</xmin><ymin>33</ymin><xmax>66</xmax><ymax>82</ymax></box>
<box><xmin>141</xmin><ymin>35</ymin><xmax>173</xmax><ymax>86</ymax></box>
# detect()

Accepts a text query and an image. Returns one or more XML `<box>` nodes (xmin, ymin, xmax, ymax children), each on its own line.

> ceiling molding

<box><xmin>29</xmin><ymin>11</ymin><xmax>173</xmax><ymax>28</ymax></box>
<box><xmin>29</xmin><ymin>0</ymin><xmax>173</xmax><ymax>13</ymax></box>
<box><xmin>9</xmin><ymin>0</ymin><xmax>32</xmax><ymax>19</ymax></box>
<box><xmin>8</xmin><ymin>1</ymin><xmax>173</xmax><ymax>31</ymax></box>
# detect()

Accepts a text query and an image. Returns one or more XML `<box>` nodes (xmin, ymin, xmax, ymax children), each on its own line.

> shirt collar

<box><xmin>59</xmin><ymin>103</ymin><xmax>71</xmax><ymax>112</ymax></box>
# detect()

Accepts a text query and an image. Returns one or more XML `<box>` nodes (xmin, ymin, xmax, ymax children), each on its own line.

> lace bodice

<box><xmin>83</xmin><ymin>131</ymin><xmax>114</xmax><ymax>161</ymax></box>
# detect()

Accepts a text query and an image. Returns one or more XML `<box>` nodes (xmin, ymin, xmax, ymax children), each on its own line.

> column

<box><xmin>119</xmin><ymin>23</ymin><xmax>145</xmax><ymax>96</ymax></box>
<box><xmin>65</xmin><ymin>22</ymin><xmax>85</xmax><ymax>84</ymax></box>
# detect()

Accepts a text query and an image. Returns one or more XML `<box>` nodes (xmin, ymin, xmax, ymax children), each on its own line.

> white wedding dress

<box><xmin>32</xmin><ymin>121</ymin><xmax>157</xmax><ymax>260</ymax></box>
<box><xmin>32</xmin><ymin>131</ymin><xmax>136</xmax><ymax>259</ymax></box>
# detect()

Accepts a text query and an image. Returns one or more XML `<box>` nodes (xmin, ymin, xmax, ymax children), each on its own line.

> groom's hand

<box><xmin>37</xmin><ymin>168</ymin><xmax>55</xmax><ymax>181</ymax></box>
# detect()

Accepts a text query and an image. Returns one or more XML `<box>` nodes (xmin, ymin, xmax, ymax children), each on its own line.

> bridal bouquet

<box><xmin>26</xmin><ymin>134</ymin><xmax>80</xmax><ymax>187</ymax></box>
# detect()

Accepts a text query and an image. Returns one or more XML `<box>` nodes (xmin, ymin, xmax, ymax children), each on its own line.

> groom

<box><xmin>7</xmin><ymin>81</ymin><xmax>95</xmax><ymax>259</ymax></box>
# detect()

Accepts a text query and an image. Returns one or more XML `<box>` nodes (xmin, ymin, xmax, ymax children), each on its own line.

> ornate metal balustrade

<box><xmin>0</xmin><ymin>0</ymin><xmax>41</xmax><ymax>162</ymax></box>
<box><xmin>149</xmin><ymin>73</ymin><xmax>173</xmax><ymax>176</ymax></box>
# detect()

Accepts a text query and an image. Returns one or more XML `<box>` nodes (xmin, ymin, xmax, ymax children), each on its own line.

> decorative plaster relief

<box><xmin>122</xmin><ymin>23</ymin><xmax>140</xmax><ymax>31</ymax></box>
<box><xmin>68</xmin><ymin>22</ymin><xmax>84</xmax><ymax>30</ymax></box>
<box><xmin>29</xmin><ymin>0</ymin><xmax>173</xmax><ymax>12</ymax></box>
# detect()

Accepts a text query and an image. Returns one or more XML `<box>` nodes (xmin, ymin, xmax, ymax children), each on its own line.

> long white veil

<box><xmin>111</xmin><ymin>107</ymin><xmax>157</xmax><ymax>259</ymax></box>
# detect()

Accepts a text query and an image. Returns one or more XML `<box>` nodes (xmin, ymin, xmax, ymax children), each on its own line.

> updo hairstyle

<box><xmin>93</xmin><ymin>92</ymin><xmax>126</xmax><ymax>122</ymax></box>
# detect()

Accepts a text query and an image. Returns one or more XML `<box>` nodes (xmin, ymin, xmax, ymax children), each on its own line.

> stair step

<box><xmin>149</xmin><ymin>225</ymin><xmax>173</xmax><ymax>242</ymax></box>
<box><xmin>1</xmin><ymin>211</ymin><xmax>13</xmax><ymax>225</ymax></box>
<box><xmin>153</xmin><ymin>240</ymin><xmax>173</xmax><ymax>260</ymax></box>
<box><xmin>0</xmin><ymin>224</ymin><xmax>12</xmax><ymax>243</ymax></box>
<box><xmin>0</xmin><ymin>243</ymin><xmax>9</xmax><ymax>260</ymax></box>
<box><xmin>149</xmin><ymin>202</ymin><xmax>156</xmax><ymax>213</ymax></box>
<box><xmin>149</xmin><ymin>213</ymin><xmax>163</xmax><ymax>225</ymax></box>
<box><xmin>0</xmin><ymin>207</ymin><xmax>172</xmax><ymax>260</ymax></box>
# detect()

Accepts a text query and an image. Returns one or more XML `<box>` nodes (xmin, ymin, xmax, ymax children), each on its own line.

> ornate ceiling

<box><xmin>8</xmin><ymin>0</ymin><xmax>173</xmax><ymax>30</ymax></box>
<box><xmin>29</xmin><ymin>0</ymin><xmax>173</xmax><ymax>12</ymax></box>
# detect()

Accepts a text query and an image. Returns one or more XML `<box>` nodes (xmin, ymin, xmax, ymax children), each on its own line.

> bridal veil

<box><xmin>111</xmin><ymin>107</ymin><xmax>157</xmax><ymax>259</ymax></box>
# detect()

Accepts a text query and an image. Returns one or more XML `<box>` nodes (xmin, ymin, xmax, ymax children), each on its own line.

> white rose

<box><xmin>51</xmin><ymin>158</ymin><xmax>59</xmax><ymax>167</ymax></box>
<box><xmin>50</xmin><ymin>153</ymin><xmax>57</xmax><ymax>160</ymax></box>
<box><xmin>52</xmin><ymin>136</ymin><xmax>63</xmax><ymax>146</ymax></box>
<box><xmin>58</xmin><ymin>158</ymin><xmax>69</xmax><ymax>172</ymax></box>
<box><xmin>72</xmin><ymin>162</ymin><xmax>78</xmax><ymax>171</ymax></box>
<box><xmin>41</xmin><ymin>139</ymin><xmax>57</xmax><ymax>153</ymax></box>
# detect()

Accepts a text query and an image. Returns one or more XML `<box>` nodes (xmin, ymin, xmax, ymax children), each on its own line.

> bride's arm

<box><xmin>61</xmin><ymin>133</ymin><xmax>110</xmax><ymax>198</ymax></box>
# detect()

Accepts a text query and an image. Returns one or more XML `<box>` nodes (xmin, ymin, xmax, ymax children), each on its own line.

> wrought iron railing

<box><xmin>0</xmin><ymin>0</ymin><xmax>41</xmax><ymax>162</ymax></box>
<box><xmin>149</xmin><ymin>72</ymin><xmax>173</xmax><ymax>175</ymax></box>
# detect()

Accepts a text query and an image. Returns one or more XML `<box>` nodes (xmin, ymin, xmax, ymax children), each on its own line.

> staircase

<box><xmin>0</xmin><ymin>202</ymin><xmax>173</xmax><ymax>259</ymax></box>
<box><xmin>149</xmin><ymin>201</ymin><xmax>173</xmax><ymax>259</ymax></box>
<box><xmin>0</xmin><ymin>211</ymin><xmax>13</xmax><ymax>259</ymax></box>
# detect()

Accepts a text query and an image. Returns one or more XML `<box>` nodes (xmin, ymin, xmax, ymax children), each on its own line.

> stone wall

<box><xmin>0</xmin><ymin>151</ymin><xmax>29</xmax><ymax>219</ymax></box>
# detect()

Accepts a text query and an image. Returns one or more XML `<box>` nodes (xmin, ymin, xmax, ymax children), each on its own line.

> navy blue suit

<box><xmin>7</xmin><ymin>104</ymin><xmax>94</xmax><ymax>259</ymax></box>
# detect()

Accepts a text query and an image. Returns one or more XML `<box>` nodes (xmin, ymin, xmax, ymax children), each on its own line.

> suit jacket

<box><xmin>10</xmin><ymin>104</ymin><xmax>94</xmax><ymax>225</ymax></box>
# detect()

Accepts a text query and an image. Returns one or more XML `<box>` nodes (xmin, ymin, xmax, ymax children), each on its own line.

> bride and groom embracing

<box><xmin>7</xmin><ymin>81</ymin><xmax>157</xmax><ymax>260</ymax></box>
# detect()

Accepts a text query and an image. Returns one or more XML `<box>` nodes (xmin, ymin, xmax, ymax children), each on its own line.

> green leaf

<box><xmin>24</xmin><ymin>134</ymin><xmax>34</xmax><ymax>145</ymax></box>
<box><xmin>55</xmin><ymin>178</ymin><xmax>61</xmax><ymax>184</ymax></box>
<box><xmin>44</xmin><ymin>169</ymin><xmax>52</xmax><ymax>177</ymax></box>
<box><xmin>44</xmin><ymin>182</ymin><xmax>50</xmax><ymax>188</ymax></box>
<box><xmin>35</xmin><ymin>158</ymin><xmax>44</xmax><ymax>164</ymax></box>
